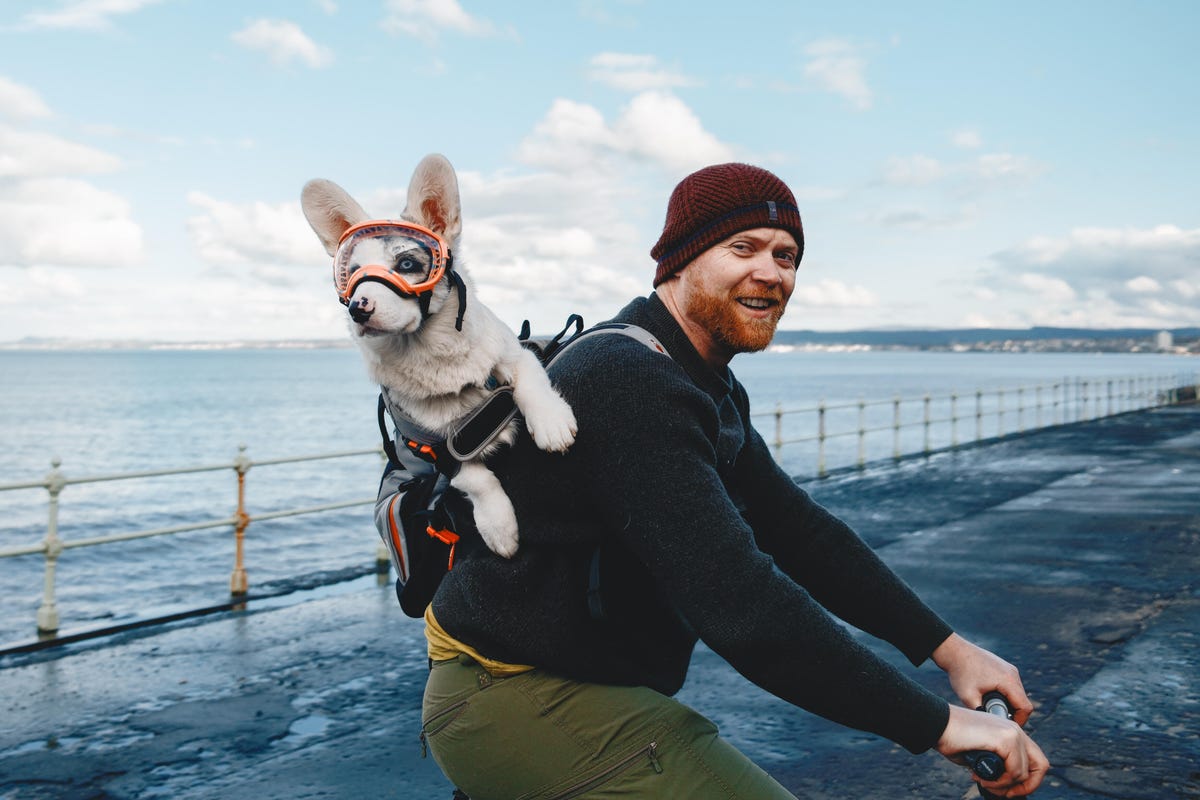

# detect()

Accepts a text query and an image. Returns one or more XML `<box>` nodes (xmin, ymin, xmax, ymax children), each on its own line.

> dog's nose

<box><xmin>348</xmin><ymin>297</ymin><xmax>374</xmax><ymax>323</ymax></box>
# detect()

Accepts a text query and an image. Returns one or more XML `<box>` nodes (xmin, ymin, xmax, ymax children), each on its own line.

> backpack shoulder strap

<box><xmin>544</xmin><ymin>322</ymin><xmax>670</xmax><ymax>366</ymax></box>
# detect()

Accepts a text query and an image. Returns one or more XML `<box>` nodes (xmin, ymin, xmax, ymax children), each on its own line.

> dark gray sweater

<box><xmin>433</xmin><ymin>294</ymin><xmax>953</xmax><ymax>754</ymax></box>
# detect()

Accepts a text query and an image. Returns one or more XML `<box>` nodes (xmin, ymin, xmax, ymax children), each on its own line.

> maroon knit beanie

<box><xmin>650</xmin><ymin>163</ymin><xmax>804</xmax><ymax>286</ymax></box>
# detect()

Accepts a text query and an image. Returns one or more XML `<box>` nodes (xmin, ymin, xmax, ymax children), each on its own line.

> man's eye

<box><xmin>775</xmin><ymin>251</ymin><xmax>797</xmax><ymax>266</ymax></box>
<box><xmin>730</xmin><ymin>242</ymin><xmax>753</xmax><ymax>253</ymax></box>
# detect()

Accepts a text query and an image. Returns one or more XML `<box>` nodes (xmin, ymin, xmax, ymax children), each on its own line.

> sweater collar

<box><xmin>613</xmin><ymin>294</ymin><xmax>734</xmax><ymax>402</ymax></box>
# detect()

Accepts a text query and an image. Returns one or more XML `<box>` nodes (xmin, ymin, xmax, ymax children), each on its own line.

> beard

<box><xmin>684</xmin><ymin>282</ymin><xmax>786</xmax><ymax>356</ymax></box>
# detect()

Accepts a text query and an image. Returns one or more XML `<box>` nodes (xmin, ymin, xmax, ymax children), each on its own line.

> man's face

<box><xmin>671</xmin><ymin>227</ymin><xmax>798</xmax><ymax>365</ymax></box>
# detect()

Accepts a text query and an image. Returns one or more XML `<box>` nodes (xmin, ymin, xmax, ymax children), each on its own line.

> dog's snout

<box><xmin>348</xmin><ymin>297</ymin><xmax>374</xmax><ymax>323</ymax></box>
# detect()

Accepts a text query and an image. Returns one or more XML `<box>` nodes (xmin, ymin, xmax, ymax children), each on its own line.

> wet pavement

<box><xmin>1</xmin><ymin>405</ymin><xmax>1197</xmax><ymax>799</ymax></box>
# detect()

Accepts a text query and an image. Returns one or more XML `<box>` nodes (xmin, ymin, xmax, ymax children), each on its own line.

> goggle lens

<box><xmin>333</xmin><ymin>221</ymin><xmax>449</xmax><ymax>301</ymax></box>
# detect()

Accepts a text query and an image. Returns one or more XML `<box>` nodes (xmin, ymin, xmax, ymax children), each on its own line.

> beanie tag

<box><xmin>766</xmin><ymin>200</ymin><xmax>778</xmax><ymax>222</ymax></box>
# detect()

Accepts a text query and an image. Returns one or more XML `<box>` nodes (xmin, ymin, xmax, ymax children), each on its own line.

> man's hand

<box><xmin>932</xmin><ymin>633</ymin><xmax>1034</xmax><ymax>725</ymax></box>
<box><xmin>937</xmin><ymin>704</ymin><xmax>1049</xmax><ymax>797</ymax></box>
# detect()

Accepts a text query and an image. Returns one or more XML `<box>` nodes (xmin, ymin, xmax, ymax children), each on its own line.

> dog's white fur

<box><xmin>301</xmin><ymin>154</ymin><xmax>576</xmax><ymax>558</ymax></box>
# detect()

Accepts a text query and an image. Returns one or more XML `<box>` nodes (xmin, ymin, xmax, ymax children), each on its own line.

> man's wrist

<box><xmin>931</xmin><ymin>631</ymin><xmax>966</xmax><ymax>671</ymax></box>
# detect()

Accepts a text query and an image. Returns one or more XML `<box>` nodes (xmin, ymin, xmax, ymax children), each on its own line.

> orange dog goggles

<box><xmin>333</xmin><ymin>220</ymin><xmax>451</xmax><ymax>305</ymax></box>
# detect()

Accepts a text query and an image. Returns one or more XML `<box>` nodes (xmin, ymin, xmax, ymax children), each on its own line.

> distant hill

<box><xmin>771</xmin><ymin>326</ymin><xmax>1200</xmax><ymax>349</ymax></box>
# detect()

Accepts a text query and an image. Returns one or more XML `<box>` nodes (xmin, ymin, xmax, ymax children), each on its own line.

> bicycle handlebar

<box><xmin>962</xmin><ymin>691</ymin><xmax>1012</xmax><ymax>799</ymax></box>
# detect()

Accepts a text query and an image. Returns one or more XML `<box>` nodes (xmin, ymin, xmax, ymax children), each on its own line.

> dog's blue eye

<box><xmin>397</xmin><ymin>258</ymin><xmax>419</xmax><ymax>272</ymax></box>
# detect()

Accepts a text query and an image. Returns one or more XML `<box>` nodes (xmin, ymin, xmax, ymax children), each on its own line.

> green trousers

<box><xmin>421</xmin><ymin>655</ymin><xmax>797</xmax><ymax>799</ymax></box>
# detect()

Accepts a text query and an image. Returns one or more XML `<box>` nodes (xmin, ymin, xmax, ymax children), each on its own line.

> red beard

<box><xmin>686</xmin><ymin>286</ymin><xmax>785</xmax><ymax>356</ymax></box>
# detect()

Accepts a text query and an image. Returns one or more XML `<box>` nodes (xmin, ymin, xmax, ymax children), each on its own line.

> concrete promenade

<box><xmin>1</xmin><ymin>405</ymin><xmax>1197</xmax><ymax>799</ymax></box>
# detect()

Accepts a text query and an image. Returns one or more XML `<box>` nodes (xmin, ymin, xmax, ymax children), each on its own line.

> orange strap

<box><xmin>426</xmin><ymin>525</ymin><xmax>460</xmax><ymax>570</ymax></box>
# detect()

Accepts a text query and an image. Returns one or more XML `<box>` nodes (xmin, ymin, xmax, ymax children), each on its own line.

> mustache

<box><xmin>734</xmin><ymin>288</ymin><xmax>787</xmax><ymax>304</ymax></box>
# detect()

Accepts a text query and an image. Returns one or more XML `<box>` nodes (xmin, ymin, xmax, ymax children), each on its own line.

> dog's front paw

<box><xmin>475</xmin><ymin>507</ymin><xmax>519</xmax><ymax>559</ymax></box>
<box><xmin>525</xmin><ymin>395</ymin><xmax>577</xmax><ymax>453</ymax></box>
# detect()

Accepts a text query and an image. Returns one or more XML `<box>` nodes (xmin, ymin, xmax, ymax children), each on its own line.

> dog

<box><xmin>300</xmin><ymin>153</ymin><xmax>576</xmax><ymax>558</ymax></box>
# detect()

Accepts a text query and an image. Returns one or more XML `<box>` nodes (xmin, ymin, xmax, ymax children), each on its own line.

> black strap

<box><xmin>377</xmin><ymin>393</ymin><xmax>401</xmax><ymax>466</ymax></box>
<box><xmin>586</xmin><ymin>546</ymin><xmax>606</xmax><ymax>621</ymax></box>
<box><xmin>449</xmin><ymin>269</ymin><xmax>468</xmax><ymax>332</ymax></box>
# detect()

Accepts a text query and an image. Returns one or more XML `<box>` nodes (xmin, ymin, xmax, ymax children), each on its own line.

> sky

<box><xmin>1</xmin><ymin>0</ymin><xmax>1198</xmax><ymax>343</ymax></box>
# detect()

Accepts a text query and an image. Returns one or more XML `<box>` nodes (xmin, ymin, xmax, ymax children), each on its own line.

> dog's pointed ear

<box><xmin>301</xmin><ymin>179</ymin><xmax>370</xmax><ymax>256</ymax></box>
<box><xmin>402</xmin><ymin>154</ymin><xmax>462</xmax><ymax>243</ymax></box>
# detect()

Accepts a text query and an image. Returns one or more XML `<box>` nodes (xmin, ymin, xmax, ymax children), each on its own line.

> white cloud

<box><xmin>381</xmin><ymin>0</ymin><xmax>501</xmax><ymax>42</ymax></box>
<box><xmin>587</xmin><ymin>53</ymin><xmax>698</xmax><ymax>92</ymax></box>
<box><xmin>1170</xmin><ymin>279</ymin><xmax>1197</xmax><ymax>299</ymax></box>
<box><xmin>0</xmin><ymin>124</ymin><xmax>121</xmax><ymax>177</ymax></box>
<box><xmin>789</xmin><ymin>279</ymin><xmax>878</xmax><ymax>308</ymax></box>
<box><xmin>974</xmin><ymin>153</ymin><xmax>1044</xmax><ymax>181</ymax></box>
<box><xmin>517</xmin><ymin>91</ymin><xmax>734</xmax><ymax>174</ymax></box>
<box><xmin>1125</xmin><ymin>275</ymin><xmax>1161</xmax><ymax>294</ymax></box>
<box><xmin>803</xmin><ymin>39</ymin><xmax>872</xmax><ymax>110</ymax></box>
<box><xmin>614</xmin><ymin>92</ymin><xmax>733</xmax><ymax>171</ymax></box>
<box><xmin>0</xmin><ymin>178</ymin><xmax>143</xmax><ymax>267</ymax></box>
<box><xmin>231</xmin><ymin>19</ymin><xmax>333</xmax><ymax>68</ymax></box>
<box><xmin>186</xmin><ymin>193</ymin><xmax>322</xmax><ymax>273</ymax></box>
<box><xmin>875</xmin><ymin>204</ymin><xmax>977</xmax><ymax>231</ymax></box>
<box><xmin>0</xmin><ymin>77</ymin><xmax>52</xmax><ymax>120</ymax></box>
<box><xmin>883</xmin><ymin>155</ymin><xmax>944</xmax><ymax>186</ymax></box>
<box><xmin>20</xmin><ymin>0</ymin><xmax>164</xmax><ymax>30</ymax></box>
<box><xmin>951</xmin><ymin>129</ymin><xmax>982</xmax><ymax>149</ymax></box>
<box><xmin>988</xmin><ymin>225</ymin><xmax>1200</xmax><ymax>328</ymax></box>
<box><xmin>1016</xmin><ymin>272</ymin><xmax>1076</xmax><ymax>303</ymax></box>
<box><xmin>997</xmin><ymin>224</ymin><xmax>1200</xmax><ymax>278</ymax></box>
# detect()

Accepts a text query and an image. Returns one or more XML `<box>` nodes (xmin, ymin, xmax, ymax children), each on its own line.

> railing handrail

<box><xmin>0</xmin><ymin>446</ymin><xmax>382</xmax><ymax>493</ymax></box>
<box><xmin>2</xmin><ymin>370</ymin><xmax>1196</xmax><ymax>641</ymax></box>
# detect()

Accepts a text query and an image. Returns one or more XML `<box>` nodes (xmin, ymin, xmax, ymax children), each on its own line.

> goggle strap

<box><xmin>450</xmin><ymin>268</ymin><xmax>467</xmax><ymax>332</ymax></box>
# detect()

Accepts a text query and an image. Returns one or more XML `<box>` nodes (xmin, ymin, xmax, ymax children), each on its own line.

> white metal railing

<box><xmin>752</xmin><ymin>373</ymin><xmax>1199</xmax><ymax>477</ymax></box>
<box><xmin>0</xmin><ymin>444</ymin><xmax>386</xmax><ymax>639</ymax></box>
<box><xmin>1</xmin><ymin>372</ymin><xmax>1197</xmax><ymax>641</ymax></box>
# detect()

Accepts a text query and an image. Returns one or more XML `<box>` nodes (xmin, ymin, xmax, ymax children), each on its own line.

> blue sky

<box><xmin>1</xmin><ymin>0</ymin><xmax>1197</xmax><ymax>342</ymax></box>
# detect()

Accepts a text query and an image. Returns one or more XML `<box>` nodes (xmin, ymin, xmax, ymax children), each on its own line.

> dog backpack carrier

<box><xmin>374</xmin><ymin>315</ymin><xmax>670</xmax><ymax>617</ymax></box>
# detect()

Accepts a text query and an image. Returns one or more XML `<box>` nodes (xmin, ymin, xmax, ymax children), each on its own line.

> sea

<box><xmin>0</xmin><ymin>346</ymin><xmax>1195</xmax><ymax>648</ymax></box>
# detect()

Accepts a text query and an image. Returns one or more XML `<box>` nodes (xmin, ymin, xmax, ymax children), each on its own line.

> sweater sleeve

<box><xmin>735</xmin><ymin>419</ymin><xmax>954</xmax><ymax>668</ymax></box>
<box><xmin>558</xmin><ymin>339</ymin><xmax>949</xmax><ymax>754</ymax></box>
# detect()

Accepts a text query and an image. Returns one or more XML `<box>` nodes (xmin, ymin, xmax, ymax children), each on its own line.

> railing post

<box><xmin>997</xmin><ymin>388</ymin><xmax>1005</xmax><ymax>437</ymax></box>
<box><xmin>856</xmin><ymin>399</ymin><xmax>866</xmax><ymax>469</ymax></box>
<box><xmin>1053</xmin><ymin>382</ymin><xmax>1061</xmax><ymax>426</ymax></box>
<box><xmin>950</xmin><ymin>392</ymin><xmax>959</xmax><ymax>448</ymax></box>
<box><xmin>975</xmin><ymin>389</ymin><xmax>983</xmax><ymax>442</ymax></box>
<box><xmin>36</xmin><ymin>458</ymin><xmax>67</xmax><ymax>636</ymax></box>
<box><xmin>817</xmin><ymin>401</ymin><xmax>827</xmax><ymax>478</ymax></box>
<box><xmin>1107</xmin><ymin>380</ymin><xmax>1113</xmax><ymax>416</ymax></box>
<box><xmin>922</xmin><ymin>394</ymin><xmax>931</xmax><ymax>455</ymax></box>
<box><xmin>231</xmin><ymin>445</ymin><xmax>251</xmax><ymax>596</ymax></box>
<box><xmin>1082</xmin><ymin>380</ymin><xmax>1090</xmax><ymax>421</ymax></box>
<box><xmin>1035</xmin><ymin>385</ymin><xmax>1043</xmax><ymax>430</ymax></box>
<box><xmin>1016</xmin><ymin>387</ymin><xmax>1025</xmax><ymax>434</ymax></box>
<box><xmin>774</xmin><ymin>402</ymin><xmax>784</xmax><ymax>462</ymax></box>
<box><xmin>892</xmin><ymin>396</ymin><xmax>902</xmax><ymax>460</ymax></box>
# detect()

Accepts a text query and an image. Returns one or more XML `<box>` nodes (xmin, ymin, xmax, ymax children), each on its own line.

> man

<box><xmin>414</xmin><ymin>163</ymin><xmax>1049</xmax><ymax>798</ymax></box>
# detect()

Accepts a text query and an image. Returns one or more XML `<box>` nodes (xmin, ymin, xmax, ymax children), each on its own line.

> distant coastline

<box><xmin>769</xmin><ymin>326</ymin><xmax>1200</xmax><ymax>355</ymax></box>
<box><xmin>1</xmin><ymin>327</ymin><xmax>1197</xmax><ymax>355</ymax></box>
<box><xmin>0</xmin><ymin>338</ymin><xmax>355</xmax><ymax>352</ymax></box>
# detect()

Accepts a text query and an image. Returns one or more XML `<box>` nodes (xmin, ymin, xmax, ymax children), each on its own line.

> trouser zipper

<box><xmin>548</xmin><ymin>741</ymin><xmax>662</xmax><ymax>800</ymax></box>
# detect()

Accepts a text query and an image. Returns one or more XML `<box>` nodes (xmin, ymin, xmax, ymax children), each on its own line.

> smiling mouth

<box><xmin>737</xmin><ymin>297</ymin><xmax>778</xmax><ymax>311</ymax></box>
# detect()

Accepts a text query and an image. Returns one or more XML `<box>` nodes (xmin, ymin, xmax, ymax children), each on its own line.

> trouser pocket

<box><xmin>538</xmin><ymin>740</ymin><xmax>663</xmax><ymax>800</ymax></box>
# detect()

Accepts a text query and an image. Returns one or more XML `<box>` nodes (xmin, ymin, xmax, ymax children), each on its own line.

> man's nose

<box><xmin>749</xmin><ymin>254</ymin><xmax>785</xmax><ymax>286</ymax></box>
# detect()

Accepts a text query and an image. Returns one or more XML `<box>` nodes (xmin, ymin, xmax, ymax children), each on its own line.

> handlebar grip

<box><xmin>965</xmin><ymin>692</ymin><xmax>1013</xmax><ymax>798</ymax></box>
